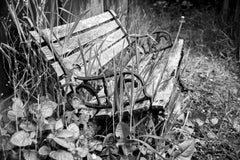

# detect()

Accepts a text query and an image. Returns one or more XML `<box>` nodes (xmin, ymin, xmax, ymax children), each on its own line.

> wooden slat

<box><xmin>75</xmin><ymin>37</ymin><xmax>129</xmax><ymax>76</ymax></box>
<box><xmin>51</xmin><ymin>62</ymin><xmax>64</xmax><ymax>77</ymax></box>
<box><xmin>51</xmin><ymin>37</ymin><xmax>129</xmax><ymax>77</ymax></box>
<box><xmin>62</xmin><ymin>28</ymin><xmax>126</xmax><ymax>71</ymax></box>
<box><xmin>30</xmin><ymin>11</ymin><xmax>116</xmax><ymax>43</ymax></box>
<box><xmin>41</xmin><ymin>20</ymin><xmax>120</xmax><ymax>60</ymax></box>
<box><xmin>152</xmin><ymin>39</ymin><xmax>184</xmax><ymax>108</ymax></box>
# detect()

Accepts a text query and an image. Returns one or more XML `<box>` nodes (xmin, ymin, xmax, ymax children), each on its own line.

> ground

<box><xmin>134</xmin><ymin>1</ymin><xmax>240</xmax><ymax>159</ymax></box>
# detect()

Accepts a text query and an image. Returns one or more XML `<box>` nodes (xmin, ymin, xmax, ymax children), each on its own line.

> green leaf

<box><xmin>41</xmin><ymin>100</ymin><xmax>57</xmax><ymax>110</ymax></box>
<box><xmin>23</xmin><ymin>150</ymin><xmax>39</xmax><ymax>160</ymax></box>
<box><xmin>49</xmin><ymin>150</ymin><xmax>74</xmax><ymax>160</ymax></box>
<box><xmin>67</xmin><ymin>123</ymin><xmax>80</xmax><ymax>139</ymax></box>
<box><xmin>87</xmin><ymin>153</ymin><xmax>102</xmax><ymax>160</ymax></box>
<box><xmin>7</xmin><ymin>110</ymin><xmax>18</xmax><ymax>121</ymax></box>
<box><xmin>40</xmin><ymin>105</ymin><xmax>54</xmax><ymax>118</ymax></box>
<box><xmin>40</xmin><ymin>100</ymin><xmax>57</xmax><ymax>118</ymax></box>
<box><xmin>38</xmin><ymin>145</ymin><xmax>51</xmax><ymax>156</ymax></box>
<box><xmin>115</xmin><ymin>122</ymin><xmax>130</xmax><ymax>140</ymax></box>
<box><xmin>89</xmin><ymin>140</ymin><xmax>103</xmax><ymax>152</ymax></box>
<box><xmin>10</xmin><ymin>97</ymin><xmax>25</xmax><ymax>118</ymax></box>
<box><xmin>233</xmin><ymin>117</ymin><xmax>240</xmax><ymax>132</ymax></box>
<box><xmin>55</xmin><ymin>119</ymin><xmax>64</xmax><ymax>130</ymax></box>
<box><xmin>56</xmin><ymin>129</ymin><xmax>74</xmax><ymax>138</ymax></box>
<box><xmin>12</xmin><ymin>97</ymin><xmax>24</xmax><ymax>110</ymax></box>
<box><xmin>175</xmin><ymin>139</ymin><xmax>195</xmax><ymax>160</ymax></box>
<box><xmin>103</xmin><ymin>133</ymin><xmax>115</xmax><ymax>145</ymax></box>
<box><xmin>10</xmin><ymin>130</ymin><xmax>33</xmax><ymax>147</ymax></box>
<box><xmin>76</xmin><ymin>146</ymin><xmax>89</xmax><ymax>158</ymax></box>
<box><xmin>43</xmin><ymin>119</ymin><xmax>57</xmax><ymax>130</ymax></box>
<box><xmin>0</xmin><ymin>135</ymin><xmax>14</xmax><ymax>150</ymax></box>
<box><xmin>28</xmin><ymin>103</ymin><xmax>38</xmax><ymax>115</ymax></box>
<box><xmin>52</xmin><ymin>137</ymin><xmax>74</xmax><ymax>149</ymax></box>
<box><xmin>7</xmin><ymin>109</ymin><xmax>25</xmax><ymax>119</ymax></box>
<box><xmin>20</xmin><ymin>121</ymin><xmax>37</xmax><ymax>132</ymax></box>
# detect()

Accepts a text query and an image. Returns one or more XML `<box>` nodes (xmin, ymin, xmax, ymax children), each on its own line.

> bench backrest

<box><xmin>30</xmin><ymin>10</ymin><xmax>130</xmax><ymax>85</ymax></box>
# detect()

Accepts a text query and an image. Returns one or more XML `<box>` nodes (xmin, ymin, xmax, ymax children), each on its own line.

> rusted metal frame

<box><xmin>74</xmin><ymin>71</ymin><xmax>151</xmax><ymax>109</ymax></box>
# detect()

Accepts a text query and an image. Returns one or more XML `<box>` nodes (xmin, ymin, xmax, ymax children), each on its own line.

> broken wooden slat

<box><xmin>152</xmin><ymin>39</ymin><xmax>184</xmax><ymax>108</ymax></box>
<box><xmin>121</xmin><ymin>39</ymin><xmax>183</xmax><ymax>112</ymax></box>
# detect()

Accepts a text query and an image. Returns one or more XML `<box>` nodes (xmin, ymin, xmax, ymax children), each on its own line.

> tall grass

<box><xmin>0</xmin><ymin>1</ymin><xmax>193</xmax><ymax>160</ymax></box>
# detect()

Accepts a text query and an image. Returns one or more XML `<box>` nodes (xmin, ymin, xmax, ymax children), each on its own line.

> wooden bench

<box><xmin>29</xmin><ymin>10</ymin><xmax>183</xmax><ymax>114</ymax></box>
<box><xmin>29</xmin><ymin>10</ymin><xmax>153</xmax><ymax>110</ymax></box>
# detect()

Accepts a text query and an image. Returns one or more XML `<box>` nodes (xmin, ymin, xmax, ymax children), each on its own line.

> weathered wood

<box><xmin>52</xmin><ymin>35</ymin><xmax>129</xmax><ymax>78</ymax></box>
<box><xmin>152</xmin><ymin>39</ymin><xmax>184</xmax><ymax>108</ymax></box>
<box><xmin>32</xmin><ymin>10</ymin><xmax>130</xmax><ymax>90</ymax></box>
<box><xmin>34</xmin><ymin>20</ymin><xmax>121</xmax><ymax>60</ymax></box>
<box><xmin>62</xmin><ymin>28</ymin><xmax>126</xmax><ymax>70</ymax></box>
<box><xmin>97</xmin><ymin>39</ymin><xmax>184</xmax><ymax>115</ymax></box>
<box><xmin>30</xmin><ymin>11</ymin><xmax>116</xmax><ymax>43</ymax></box>
<box><xmin>56</xmin><ymin>37</ymin><xmax>129</xmax><ymax>79</ymax></box>
<box><xmin>51</xmin><ymin>61</ymin><xmax>64</xmax><ymax>77</ymax></box>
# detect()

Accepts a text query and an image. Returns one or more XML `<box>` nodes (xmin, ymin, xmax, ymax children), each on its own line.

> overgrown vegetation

<box><xmin>0</xmin><ymin>0</ymin><xmax>240</xmax><ymax>160</ymax></box>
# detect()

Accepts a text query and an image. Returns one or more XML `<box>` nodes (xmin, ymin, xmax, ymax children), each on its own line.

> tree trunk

<box><xmin>234</xmin><ymin>0</ymin><xmax>240</xmax><ymax>61</ymax></box>
<box><xmin>222</xmin><ymin>0</ymin><xmax>229</xmax><ymax>21</ymax></box>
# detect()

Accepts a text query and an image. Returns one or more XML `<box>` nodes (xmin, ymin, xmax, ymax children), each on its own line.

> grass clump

<box><xmin>0</xmin><ymin>1</ymin><xmax>195</xmax><ymax>160</ymax></box>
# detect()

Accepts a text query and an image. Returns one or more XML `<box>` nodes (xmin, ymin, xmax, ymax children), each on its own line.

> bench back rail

<box><xmin>30</xmin><ymin>10</ymin><xmax>130</xmax><ymax>86</ymax></box>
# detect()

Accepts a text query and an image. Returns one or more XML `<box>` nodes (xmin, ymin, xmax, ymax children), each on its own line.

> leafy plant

<box><xmin>0</xmin><ymin>1</ymin><xmax>203</xmax><ymax>160</ymax></box>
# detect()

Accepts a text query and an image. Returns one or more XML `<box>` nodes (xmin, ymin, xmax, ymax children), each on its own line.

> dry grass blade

<box><xmin>139</xmin><ymin>134</ymin><xmax>168</xmax><ymax>141</ymax></box>
<box><xmin>77</xmin><ymin>39</ymin><xmax>87</xmax><ymax>77</ymax></box>
<box><xmin>49</xmin><ymin>0</ymin><xmax>56</xmax><ymax>42</ymax></box>
<box><xmin>6</xmin><ymin>1</ymin><xmax>26</xmax><ymax>42</ymax></box>
<box><xmin>58</xmin><ymin>7</ymin><xmax>78</xmax><ymax>19</ymax></box>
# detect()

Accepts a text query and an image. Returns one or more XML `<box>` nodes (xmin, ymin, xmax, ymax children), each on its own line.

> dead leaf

<box><xmin>189</xmin><ymin>110</ymin><xmax>206</xmax><ymax>126</ymax></box>
<box><xmin>174</xmin><ymin>139</ymin><xmax>195</xmax><ymax>160</ymax></box>
<box><xmin>210</xmin><ymin>117</ymin><xmax>218</xmax><ymax>125</ymax></box>
<box><xmin>207</xmin><ymin>132</ymin><xmax>217</xmax><ymax>139</ymax></box>
<box><xmin>194</xmin><ymin>118</ymin><xmax>205</xmax><ymax>126</ymax></box>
